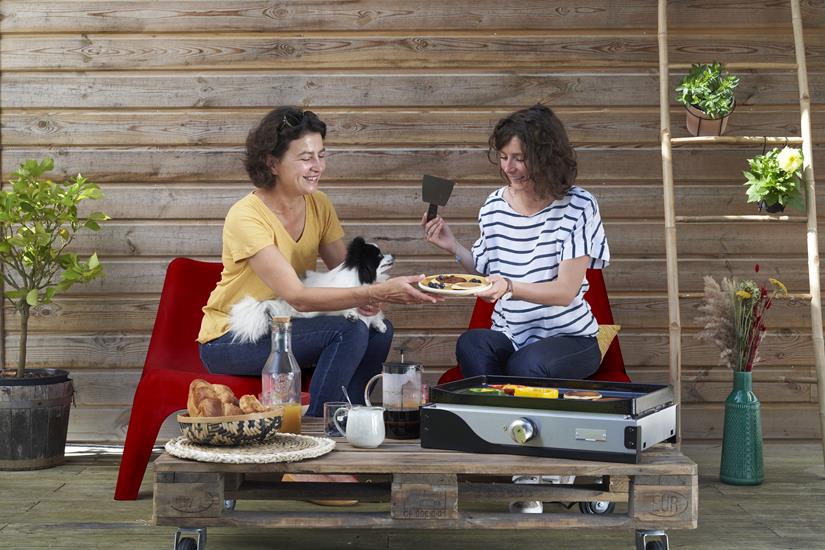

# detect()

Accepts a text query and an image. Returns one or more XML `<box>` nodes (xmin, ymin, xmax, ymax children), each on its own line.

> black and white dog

<box><xmin>229</xmin><ymin>237</ymin><xmax>394</xmax><ymax>343</ymax></box>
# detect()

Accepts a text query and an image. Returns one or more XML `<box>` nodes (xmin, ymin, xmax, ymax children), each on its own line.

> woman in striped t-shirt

<box><xmin>422</xmin><ymin>105</ymin><xmax>610</xmax><ymax>380</ymax></box>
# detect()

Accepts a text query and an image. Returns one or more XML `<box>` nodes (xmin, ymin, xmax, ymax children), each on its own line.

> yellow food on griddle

<box><xmin>513</xmin><ymin>387</ymin><xmax>559</xmax><ymax>399</ymax></box>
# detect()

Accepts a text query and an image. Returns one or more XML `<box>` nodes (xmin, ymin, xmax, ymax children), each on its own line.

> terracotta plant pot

<box><xmin>684</xmin><ymin>103</ymin><xmax>732</xmax><ymax>137</ymax></box>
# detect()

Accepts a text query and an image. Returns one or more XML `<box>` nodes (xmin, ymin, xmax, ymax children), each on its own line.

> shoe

<box><xmin>509</xmin><ymin>500</ymin><xmax>543</xmax><ymax>514</ymax></box>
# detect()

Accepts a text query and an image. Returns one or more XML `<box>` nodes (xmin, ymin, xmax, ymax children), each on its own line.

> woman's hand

<box><xmin>375</xmin><ymin>275</ymin><xmax>444</xmax><ymax>304</ymax></box>
<box><xmin>421</xmin><ymin>213</ymin><xmax>457</xmax><ymax>254</ymax></box>
<box><xmin>476</xmin><ymin>275</ymin><xmax>509</xmax><ymax>303</ymax></box>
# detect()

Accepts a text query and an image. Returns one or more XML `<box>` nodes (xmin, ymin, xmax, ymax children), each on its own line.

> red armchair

<box><xmin>437</xmin><ymin>268</ymin><xmax>629</xmax><ymax>384</ymax></box>
<box><xmin>115</xmin><ymin>258</ymin><xmax>309</xmax><ymax>500</ymax></box>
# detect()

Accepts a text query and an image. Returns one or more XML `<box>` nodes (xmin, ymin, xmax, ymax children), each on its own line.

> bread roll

<box><xmin>222</xmin><ymin>402</ymin><xmax>244</xmax><ymax>416</ymax></box>
<box><xmin>197</xmin><ymin>397</ymin><xmax>223</xmax><ymax>418</ymax></box>
<box><xmin>187</xmin><ymin>379</ymin><xmax>213</xmax><ymax>417</ymax></box>
<box><xmin>239</xmin><ymin>394</ymin><xmax>266</xmax><ymax>414</ymax></box>
<box><xmin>212</xmin><ymin>384</ymin><xmax>238</xmax><ymax>405</ymax></box>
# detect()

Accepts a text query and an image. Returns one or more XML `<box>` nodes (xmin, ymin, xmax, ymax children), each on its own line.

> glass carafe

<box><xmin>261</xmin><ymin>316</ymin><xmax>302</xmax><ymax>433</ymax></box>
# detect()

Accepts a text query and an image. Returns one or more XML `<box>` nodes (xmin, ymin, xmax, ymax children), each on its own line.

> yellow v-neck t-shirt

<box><xmin>197</xmin><ymin>191</ymin><xmax>344</xmax><ymax>343</ymax></box>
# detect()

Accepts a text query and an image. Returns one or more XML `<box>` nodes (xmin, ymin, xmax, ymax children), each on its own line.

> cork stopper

<box><xmin>271</xmin><ymin>315</ymin><xmax>291</xmax><ymax>325</ymax></box>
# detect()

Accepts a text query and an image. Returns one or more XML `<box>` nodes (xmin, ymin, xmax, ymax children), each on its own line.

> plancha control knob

<box><xmin>508</xmin><ymin>417</ymin><xmax>537</xmax><ymax>444</ymax></box>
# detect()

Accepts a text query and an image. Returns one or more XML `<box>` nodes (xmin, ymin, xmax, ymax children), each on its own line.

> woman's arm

<box><xmin>478</xmin><ymin>255</ymin><xmax>590</xmax><ymax>306</ymax></box>
<box><xmin>248</xmin><ymin>244</ymin><xmax>439</xmax><ymax>311</ymax></box>
<box><xmin>421</xmin><ymin>214</ymin><xmax>480</xmax><ymax>275</ymax></box>
<box><xmin>318</xmin><ymin>238</ymin><xmax>346</xmax><ymax>270</ymax></box>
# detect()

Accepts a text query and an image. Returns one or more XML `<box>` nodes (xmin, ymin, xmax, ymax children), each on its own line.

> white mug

<box><xmin>333</xmin><ymin>406</ymin><xmax>385</xmax><ymax>448</ymax></box>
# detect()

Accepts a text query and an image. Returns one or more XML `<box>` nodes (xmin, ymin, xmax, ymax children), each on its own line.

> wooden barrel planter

<box><xmin>0</xmin><ymin>369</ymin><xmax>73</xmax><ymax>470</ymax></box>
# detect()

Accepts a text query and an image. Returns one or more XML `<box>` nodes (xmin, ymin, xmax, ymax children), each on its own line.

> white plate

<box><xmin>418</xmin><ymin>274</ymin><xmax>492</xmax><ymax>296</ymax></box>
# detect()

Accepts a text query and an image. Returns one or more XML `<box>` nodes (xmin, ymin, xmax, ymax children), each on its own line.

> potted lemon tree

<box><xmin>743</xmin><ymin>146</ymin><xmax>805</xmax><ymax>213</ymax></box>
<box><xmin>0</xmin><ymin>158</ymin><xmax>109</xmax><ymax>470</ymax></box>
<box><xmin>675</xmin><ymin>62</ymin><xmax>739</xmax><ymax>136</ymax></box>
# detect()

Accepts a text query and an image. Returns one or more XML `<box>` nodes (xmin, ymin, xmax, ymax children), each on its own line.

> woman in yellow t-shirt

<box><xmin>198</xmin><ymin>107</ymin><xmax>439</xmax><ymax>417</ymax></box>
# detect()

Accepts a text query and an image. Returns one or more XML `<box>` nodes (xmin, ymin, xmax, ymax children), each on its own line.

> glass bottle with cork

<box><xmin>261</xmin><ymin>315</ymin><xmax>302</xmax><ymax>433</ymax></box>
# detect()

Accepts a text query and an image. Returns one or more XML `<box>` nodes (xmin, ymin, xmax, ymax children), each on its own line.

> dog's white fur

<box><xmin>229</xmin><ymin>253</ymin><xmax>394</xmax><ymax>344</ymax></box>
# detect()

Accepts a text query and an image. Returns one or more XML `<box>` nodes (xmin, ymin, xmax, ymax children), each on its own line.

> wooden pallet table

<box><xmin>153</xmin><ymin>418</ymin><xmax>697</xmax><ymax>550</ymax></box>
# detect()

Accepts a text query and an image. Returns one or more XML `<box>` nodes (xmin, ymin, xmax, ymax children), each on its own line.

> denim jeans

<box><xmin>456</xmin><ymin>329</ymin><xmax>600</xmax><ymax>380</ymax></box>
<box><xmin>199</xmin><ymin>316</ymin><xmax>393</xmax><ymax>417</ymax></box>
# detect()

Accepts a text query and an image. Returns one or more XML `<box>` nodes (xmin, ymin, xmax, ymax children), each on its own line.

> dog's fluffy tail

<box><xmin>229</xmin><ymin>296</ymin><xmax>274</xmax><ymax>343</ymax></box>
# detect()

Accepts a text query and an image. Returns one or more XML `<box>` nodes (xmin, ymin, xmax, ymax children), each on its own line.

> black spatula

<box><xmin>422</xmin><ymin>175</ymin><xmax>456</xmax><ymax>222</ymax></box>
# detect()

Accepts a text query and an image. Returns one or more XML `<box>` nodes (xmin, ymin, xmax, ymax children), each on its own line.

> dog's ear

<box><xmin>344</xmin><ymin>236</ymin><xmax>381</xmax><ymax>284</ymax></box>
<box><xmin>345</xmin><ymin>236</ymin><xmax>366</xmax><ymax>266</ymax></box>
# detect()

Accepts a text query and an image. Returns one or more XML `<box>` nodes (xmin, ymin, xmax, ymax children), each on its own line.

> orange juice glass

<box><xmin>279</xmin><ymin>402</ymin><xmax>302</xmax><ymax>434</ymax></box>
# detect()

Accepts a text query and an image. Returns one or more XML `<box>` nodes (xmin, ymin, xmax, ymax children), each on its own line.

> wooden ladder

<box><xmin>656</xmin><ymin>0</ymin><xmax>825</xmax><ymax>461</ymax></box>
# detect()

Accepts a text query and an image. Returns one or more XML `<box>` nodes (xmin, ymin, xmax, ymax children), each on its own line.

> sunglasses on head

<box><xmin>278</xmin><ymin>109</ymin><xmax>317</xmax><ymax>131</ymax></box>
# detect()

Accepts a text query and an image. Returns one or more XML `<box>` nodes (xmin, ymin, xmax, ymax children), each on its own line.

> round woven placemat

<box><xmin>165</xmin><ymin>433</ymin><xmax>335</xmax><ymax>464</ymax></box>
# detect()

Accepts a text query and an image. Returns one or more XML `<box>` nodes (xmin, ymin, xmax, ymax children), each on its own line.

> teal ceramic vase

<box><xmin>719</xmin><ymin>371</ymin><xmax>764</xmax><ymax>485</ymax></box>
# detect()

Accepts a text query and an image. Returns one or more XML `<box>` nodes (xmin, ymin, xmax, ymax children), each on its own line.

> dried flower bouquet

<box><xmin>697</xmin><ymin>269</ymin><xmax>788</xmax><ymax>372</ymax></box>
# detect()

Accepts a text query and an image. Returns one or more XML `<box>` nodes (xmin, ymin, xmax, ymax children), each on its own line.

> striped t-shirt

<box><xmin>471</xmin><ymin>186</ymin><xmax>610</xmax><ymax>349</ymax></box>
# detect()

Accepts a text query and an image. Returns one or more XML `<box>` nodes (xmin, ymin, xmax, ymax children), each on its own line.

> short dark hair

<box><xmin>487</xmin><ymin>104</ymin><xmax>577</xmax><ymax>200</ymax></box>
<box><xmin>244</xmin><ymin>107</ymin><xmax>327</xmax><ymax>189</ymax></box>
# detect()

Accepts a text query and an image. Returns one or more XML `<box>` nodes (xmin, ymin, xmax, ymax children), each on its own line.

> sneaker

<box><xmin>509</xmin><ymin>500</ymin><xmax>543</xmax><ymax>514</ymax></box>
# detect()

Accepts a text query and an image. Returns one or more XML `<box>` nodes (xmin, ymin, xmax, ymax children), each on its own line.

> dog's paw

<box><xmin>345</xmin><ymin>310</ymin><xmax>359</xmax><ymax>322</ymax></box>
<box><xmin>373</xmin><ymin>319</ymin><xmax>388</xmax><ymax>333</ymax></box>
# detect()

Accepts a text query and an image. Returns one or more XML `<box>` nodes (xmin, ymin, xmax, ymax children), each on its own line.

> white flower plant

<box><xmin>743</xmin><ymin>146</ymin><xmax>805</xmax><ymax>212</ymax></box>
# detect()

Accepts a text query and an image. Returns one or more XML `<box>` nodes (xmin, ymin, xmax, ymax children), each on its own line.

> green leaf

<box><xmin>88</xmin><ymin>253</ymin><xmax>100</xmax><ymax>270</ymax></box>
<box><xmin>25</xmin><ymin>289</ymin><xmax>38</xmax><ymax>306</ymax></box>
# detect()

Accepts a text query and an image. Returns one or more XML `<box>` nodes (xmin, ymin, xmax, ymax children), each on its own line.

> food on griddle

<box><xmin>563</xmin><ymin>390</ymin><xmax>603</xmax><ymax>400</ymax></box>
<box><xmin>468</xmin><ymin>387</ymin><xmax>505</xmax><ymax>395</ymax></box>
<box><xmin>513</xmin><ymin>387</ymin><xmax>559</xmax><ymax>399</ymax></box>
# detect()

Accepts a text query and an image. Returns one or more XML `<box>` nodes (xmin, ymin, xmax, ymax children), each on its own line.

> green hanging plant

<box><xmin>675</xmin><ymin>62</ymin><xmax>739</xmax><ymax>119</ymax></box>
<box><xmin>743</xmin><ymin>147</ymin><xmax>805</xmax><ymax>212</ymax></box>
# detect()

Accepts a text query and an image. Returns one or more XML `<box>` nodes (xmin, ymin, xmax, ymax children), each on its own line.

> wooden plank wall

<box><xmin>1</xmin><ymin>0</ymin><xmax>823</xmax><ymax>442</ymax></box>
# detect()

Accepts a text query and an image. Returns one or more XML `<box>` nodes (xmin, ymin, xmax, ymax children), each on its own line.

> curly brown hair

<box><xmin>244</xmin><ymin>107</ymin><xmax>327</xmax><ymax>189</ymax></box>
<box><xmin>487</xmin><ymin>104</ymin><xmax>577</xmax><ymax>200</ymax></box>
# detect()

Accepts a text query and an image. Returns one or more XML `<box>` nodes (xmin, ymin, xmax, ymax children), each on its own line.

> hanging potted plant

<box><xmin>675</xmin><ymin>61</ymin><xmax>739</xmax><ymax>136</ymax></box>
<box><xmin>696</xmin><ymin>269</ymin><xmax>787</xmax><ymax>485</ymax></box>
<box><xmin>0</xmin><ymin>158</ymin><xmax>109</xmax><ymax>470</ymax></box>
<box><xmin>743</xmin><ymin>146</ymin><xmax>805</xmax><ymax>213</ymax></box>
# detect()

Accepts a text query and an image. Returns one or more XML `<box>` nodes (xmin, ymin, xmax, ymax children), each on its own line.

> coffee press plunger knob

<box><xmin>508</xmin><ymin>417</ymin><xmax>537</xmax><ymax>444</ymax></box>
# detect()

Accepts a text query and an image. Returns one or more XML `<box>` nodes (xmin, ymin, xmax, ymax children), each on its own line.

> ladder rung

<box><xmin>668</xmin><ymin>62</ymin><xmax>798</xmax><ymax>71</ymax></box>
<box><xmin>675</xmin><ymin>215</ymin><xmax>807</xmax><ymax>223</ymax></box>
<box><xmin>669</xmin><ymin>136</ymin><xmax>804</xmax><ymax>146</ymax></box>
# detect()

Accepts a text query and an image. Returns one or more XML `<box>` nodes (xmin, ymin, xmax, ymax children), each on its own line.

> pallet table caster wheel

<box><xmin>174</xmin><ymin>527</ymin><xmax>206</xmax><ymax>550</ymax></box>
<box><xmin>635</xmin><ymin>529</ymin><xmax>668</xmax><ymax>550</ymax></box>
<box><xmin>578</xmin><ymin>500</ymin><xmax>615</xmax><ymax>514</ymax></box>
<box><xmin>223</xmin><ymin>498</ymin><xmax>236</xmax><ymax>510</ymax></box>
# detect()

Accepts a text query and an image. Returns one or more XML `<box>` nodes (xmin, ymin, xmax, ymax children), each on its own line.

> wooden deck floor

<box><xmin>1</xmin><ymin>443</ymin><xmax>823</xmax><ymax>549</ymax></box>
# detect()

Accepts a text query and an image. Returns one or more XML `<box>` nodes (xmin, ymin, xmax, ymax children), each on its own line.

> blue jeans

<box><xmin>199</xmin><ymin>316</ymin><xmax>393</xmax><ymax>417</ymax></box>
<box><xmin>456</xmin><ymin>329</ymin><xmax>600</xmax><ymax>380</ymax></box>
